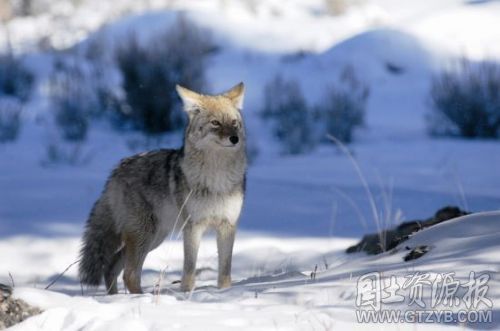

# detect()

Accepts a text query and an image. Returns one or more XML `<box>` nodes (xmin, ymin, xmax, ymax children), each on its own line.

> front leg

<box><xmin>216</xmin><ymin>223</ymin><xmax>236</xmax><ymax>289</ymax></box>
<box><xmin>181</xmin><ymin>223</ymin><xmax>206</xmax><ymax>292</ymax></box>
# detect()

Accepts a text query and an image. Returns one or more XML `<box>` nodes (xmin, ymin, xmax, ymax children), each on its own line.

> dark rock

<box><xmin>346</xmin><ymin>206</ymin><xmax>468</xmax><ymax>255</ymax></box>
<box><xmin>404</xmin><ymin>245</ymin><xmax>430</xmax><ymax>261</ymax></box>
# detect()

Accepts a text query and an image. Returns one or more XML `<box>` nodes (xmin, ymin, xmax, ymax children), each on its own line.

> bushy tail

<box><xmin>78</xmin><ymin>199</ymin><xmax>120</xmax><ymax>286</ymax></box>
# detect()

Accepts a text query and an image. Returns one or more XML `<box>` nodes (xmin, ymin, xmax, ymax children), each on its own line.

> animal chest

<box><xmin>187</xmin><ymin>192</ymin><xmax>243</xmax><ymax>225</ymax></box>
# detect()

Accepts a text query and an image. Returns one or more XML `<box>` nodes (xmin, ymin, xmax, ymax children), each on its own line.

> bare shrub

<box><xmin>0</xmin><ymin>97</ymin><xmax>22</xmax><ymax>143</ymax></box>
<box><xmin>0</xmin><ymin>53</ymin><xmax>33</xmax><ymax>101</ymax></box>
<box><xmin>428</xmin><ymin>58</ymin><xmax>500</xmax><ymax>138</ymax></box>
<box><xmin>49</xmin><ymin>57</ymin><xmax>96</xmax><ymax>142</ymax></box>
<box><xmin>115</xmin><ymin>15</ymin><xmax>216</xmax><ymax>135</ymax></box>
<box><xmin>15</xmin><ymin>0</ymin><xmax>33</xmax><ymax>16</ymax></box>
<box><xmin>9</xmin><ymin>0</ymin><xmax>51</xmax><ymax>17</ymax></box>
<box><xmin>43</xmin><ymin>56</ymin><xmax>97</xmax><ymax>166</ymax></box>
<box><xmin>315</xmin><ymin>66</ymin><xmax>369</xmax><ymax>143</ymax></box>
<box><xmin>261</xmin><ymin>75</ymin><xmax>315</xmax><ymax>154</ymax></box>
<box><xmin>0</xmin><ymin>52</ymin><xmax>32</xmax><ymax>143</ymax></box>
<box><xmin>48</xmin><ymin>54</ymin><xmax>124</xmax><ymax>142</ymax></box>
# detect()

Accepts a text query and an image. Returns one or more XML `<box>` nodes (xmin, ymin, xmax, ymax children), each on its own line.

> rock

<box><xmin>403</xmin><ymin>245</ymin><xmax>430</xmax><ymax>261</ymax></box>
<box><xmin>346</xmin><ymin>206</ymin><xmax>468</xmax><ymax>255</ymax></box>
<box><xmin>0</xmin><ymin>284</ymin><xmax>12</xmax><ymax>302</ymax></box>
<box><xmin>0</xmin><ymin>284</ymin><xmax>42</xmax><ymax>330</ymax></box>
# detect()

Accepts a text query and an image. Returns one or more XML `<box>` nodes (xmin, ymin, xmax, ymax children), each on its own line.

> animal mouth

<box><xmin>216</xmin><ymin>141</ymin><xmax>237</xmax><ymax>148</ymax></box>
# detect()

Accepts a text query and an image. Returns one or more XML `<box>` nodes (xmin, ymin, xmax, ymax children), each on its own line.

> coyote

<box><xmin>78</xmin><ymin>83</ymin><xmax>247</xmax><ymax>294</ymax></box>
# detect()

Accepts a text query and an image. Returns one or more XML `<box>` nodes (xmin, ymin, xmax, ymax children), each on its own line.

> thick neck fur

<box><xmin>181</xmin><ymin>141</ymin><xmax>246</xmax><ymax>194</ymax></box>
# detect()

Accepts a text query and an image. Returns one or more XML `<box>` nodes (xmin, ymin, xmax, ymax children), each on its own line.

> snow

<box><xmin>1</xmin><ymin>0</ymin><xmax>500</xmax><ymax>329</ymax></box>
<box><xmin>5</xmin><ymin>212</ymin><xmax>500</xmax><ymax>330</ymax></box>
<box><xmin>404</xmin><ymin>0</ymin><xmax>500</xmax><ymax>60</ymax></box>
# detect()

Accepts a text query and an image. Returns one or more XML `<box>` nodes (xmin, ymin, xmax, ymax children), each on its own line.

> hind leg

<box><xmin>104</xmin><ymin>249</ymin><xmax>124</xmax><ymax>294</ymax></box>
<box><xmin>123</xmin><ymin>231</ymin><xmax>152</xmax><ymax>294</ymax></box>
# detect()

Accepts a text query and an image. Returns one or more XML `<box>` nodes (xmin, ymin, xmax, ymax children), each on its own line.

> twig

<box><xmin>327</xmin><ymin>134</ymin><xmax>383</xmax><ymax>246</ymax></box>
<box><xmin>322</xmin><ymin>256</ymin><xmax>329</xmax><ymax>270</ymax></box>
<box><xmin>327</xmin><ymin>134</ymin><xmax>379</xmax><ymax>226</ymax></box>
<box><xmin>155</xmin><ymin>190</ymin><xmax>193</xmax><ymax>300</ymax></box>
<box><xmin>310</xmin><ymin>265</ymin><xmax>318</xmax><ymax>281</ymax></box>
<box><xmin>45</xmin><ymin>259</ymin><xmax>81</xmax><ymax>290</ymax></box>
<box><xmin>8</xmin><ymin>272</ymin><xmax>14</xmax><ymax>287</ymax></box>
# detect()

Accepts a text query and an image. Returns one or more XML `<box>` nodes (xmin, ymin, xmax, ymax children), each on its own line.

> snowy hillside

<box><xmin>5</xmin><ymin>212</ymin><xmax>500</xmax><ymax>330</ymax></box>
<box><xmin>1</xmin><ymin>0</ymin><xmax>500</xmax><ymax>329</ymax></box>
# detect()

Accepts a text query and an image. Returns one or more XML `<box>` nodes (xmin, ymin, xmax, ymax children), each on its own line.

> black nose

<box><xmin>229</xmin><ymin>136</ymin><xmax>239</xmax><ymax>145</ymax></box>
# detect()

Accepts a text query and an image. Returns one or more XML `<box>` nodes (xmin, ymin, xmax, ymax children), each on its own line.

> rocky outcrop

<box><xmin>346</xmin><ymin>206</ymin><xmax>468</xmax><ymax>256</ymax></box>
<box><xmin>0</xmin><ymin>284</ymin><xmax>42</xmax><ymax>330</ymax></box>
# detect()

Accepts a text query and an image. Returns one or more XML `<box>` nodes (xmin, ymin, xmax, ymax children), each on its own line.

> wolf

<box><xmin>78</xmin><ymin>83</ymin><xmax>247</xmax><ymax>294</ymax></box>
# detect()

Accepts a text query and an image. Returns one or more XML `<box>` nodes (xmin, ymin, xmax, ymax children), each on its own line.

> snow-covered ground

<box><xmin>5</xmin><ymin>212</ymin><xmax>500</xmax><ymax>330</ymax></box>
<box><xmin>1</xmin><ymin>0</ymin><xmax>500</xmax><ymax>329</ymax></box>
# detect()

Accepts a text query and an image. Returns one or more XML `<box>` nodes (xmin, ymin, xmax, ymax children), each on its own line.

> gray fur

<box><xmin>78</xmin><ymin>83</ymin><xmax>247</xmax><ymax>294</ymax></box>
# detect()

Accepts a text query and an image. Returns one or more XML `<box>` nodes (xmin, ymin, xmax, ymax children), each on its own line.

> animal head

<box><xmin>176</xmin><ymin>83</ymin><xmax>246</xmax><ymax>151</ymax></box>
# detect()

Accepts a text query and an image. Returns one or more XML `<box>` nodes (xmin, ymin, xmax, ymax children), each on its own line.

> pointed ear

<box><xmin>176</xmin><ymin>85</ymin><xmax>202</xmax><ymax>113</ymax></box>
<box><xmin>223</xmin><ymin>82</ymin><xmax>245</xmax><ymax>110</ymax></box>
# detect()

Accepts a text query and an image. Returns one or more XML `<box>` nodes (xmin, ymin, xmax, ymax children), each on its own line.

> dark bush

<box><xmin>115</xmin><ymin>15</ymin><xmax>215</xmax><ymax>135</ymax></box>
<box><xmin>0</xmin><ymin>53</ymin><xmax>33</xmax><ymax>101</ymax></box>
<box><xmin>49</xmin><ymin>57</ymin><xmax>96</xmax><ymax>142</ymax></box>
<box><xmin>0</xmin><ymin>97</ymin><xmax>22</xmax><ymax>143</ymax></box>
<box><xmin>48</xmin><ymin>54</ymin><xmax>124</xmax><ymax>142</ymax></box>
<box><xmin>428</xmin><ymin>59</ymin><xmax>500</xmax><ymax>138</ymax></box>
<box><xmin>261</xmin><ymin>75</ymin><xmax>314</xmax><ymax>154</ymax></box>
<box><xmin>316</xmin><ymin>66</ymin><xmax>369</xmax><ymax>143</ymax></box>
<box><xmin>0</xmin><ymin>52</ymin><xmax>32</xmax><ymax>143</ymax></box>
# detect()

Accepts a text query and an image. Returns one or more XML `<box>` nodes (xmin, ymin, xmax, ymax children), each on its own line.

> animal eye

<box><xmin>232</xmin><ymin>119</ymin><xmax>238</xmax><ymax>127</ymax></box>
<box><xmin>211</xmin><ymin>120</ymin><xmax>221</xmax><ymax>126</ymax></box>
